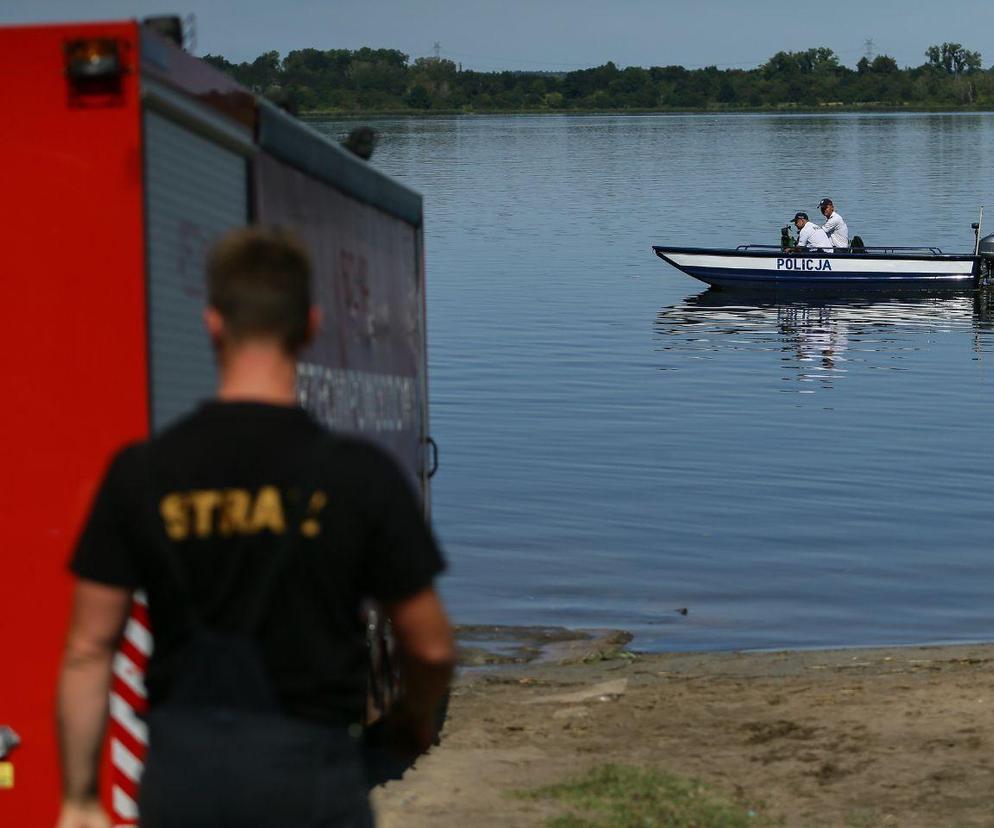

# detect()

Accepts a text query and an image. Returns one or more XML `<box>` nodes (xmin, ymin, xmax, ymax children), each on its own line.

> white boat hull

<box><xmin>653</xmin><ymin>246</ymin><xmax>979</xmax><ymax>290</ymax></box>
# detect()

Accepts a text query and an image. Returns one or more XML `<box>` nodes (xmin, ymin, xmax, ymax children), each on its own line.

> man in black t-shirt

<box><xmin>55</xmin><ymin>228</ymin><xmax>454</xmax><ymax>828</ymax></box>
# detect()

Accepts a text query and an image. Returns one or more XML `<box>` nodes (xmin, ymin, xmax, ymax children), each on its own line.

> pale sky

<box><xmin>3</xmin><ymin>0</ymin><xmax>992</xmax><ymax>71</ymax></box>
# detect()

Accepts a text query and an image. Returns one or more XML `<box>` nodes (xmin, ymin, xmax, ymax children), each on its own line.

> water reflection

<box><xmin>656</xmin><ymin>288</ymin><xmax>994</xmax><ymax>391</ymax></box>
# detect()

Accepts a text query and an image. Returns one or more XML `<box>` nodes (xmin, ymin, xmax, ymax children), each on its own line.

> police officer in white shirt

<box><xmin>818</xmin><ymin>197</ymin><xmax>849</xmax><ymax>248</ymax></box>
<box><xmin>790</xmin><ymin>212</ymin><xmax>833</xmax><ymax>252</ymax></box>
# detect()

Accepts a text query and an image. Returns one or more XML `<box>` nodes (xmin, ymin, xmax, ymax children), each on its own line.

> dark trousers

<box><xmin>139</xmin><ymin>707</ymin><xmax>374</xmax><ymax>828</ymax></box>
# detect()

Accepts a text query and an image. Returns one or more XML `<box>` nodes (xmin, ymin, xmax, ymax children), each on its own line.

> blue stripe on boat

<box><xmin>683</xmin><ymin>265</ymin><xmax>974</xmax><ymax>287</ymax></box>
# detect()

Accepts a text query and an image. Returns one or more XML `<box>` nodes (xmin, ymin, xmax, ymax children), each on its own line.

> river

<box><xmin>313</xmin><ymin>112</ymin><xmax>994</xmax><ymax>651</ymax></box>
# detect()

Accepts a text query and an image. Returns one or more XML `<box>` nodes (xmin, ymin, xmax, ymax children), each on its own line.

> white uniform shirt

<box><xmin>797</xmin><ymin>222</ymin><xmax>833</xmax><ymax>250</ymax></box>
<box><xmin>821</xmin><ymin>211</ymin><xmax>849</xmax><ymax>247</ymax></box>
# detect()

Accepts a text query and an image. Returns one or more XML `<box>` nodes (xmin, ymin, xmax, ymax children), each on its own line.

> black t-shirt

<box><xmin>71</xmin><ymin>401</ymin><xmax>445</xmax><ymax>725</ymax></box>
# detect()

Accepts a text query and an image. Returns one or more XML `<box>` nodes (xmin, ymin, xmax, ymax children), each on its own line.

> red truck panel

<box><xmin>0</xmin><ymin>21</ymin><xmax>148</xmax><ymax>825</ymax></box>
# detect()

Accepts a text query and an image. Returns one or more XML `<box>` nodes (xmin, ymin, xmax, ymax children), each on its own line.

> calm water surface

<box><xmin>315</xmin><ymin>113</ymin><xmax>994</xmax><ymax>651</ymax></box>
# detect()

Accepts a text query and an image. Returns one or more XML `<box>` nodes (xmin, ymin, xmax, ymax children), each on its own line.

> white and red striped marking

<box><xmin>111</xmin><ymin>592</ymin><xmax>150</xmax><ymax>825</ymax></box>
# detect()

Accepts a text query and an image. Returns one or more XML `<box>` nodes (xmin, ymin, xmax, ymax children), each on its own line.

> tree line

<box><xmin>202</xmin><ymin>43</ymin><xmax>994</xmax><ymax>113</ymax></box>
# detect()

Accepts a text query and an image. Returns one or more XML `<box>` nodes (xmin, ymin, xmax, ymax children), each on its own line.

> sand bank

<box><xmin>374</xmin><ymin>631</ymin><xmax>994</xmax><ymax>827</ymax></box>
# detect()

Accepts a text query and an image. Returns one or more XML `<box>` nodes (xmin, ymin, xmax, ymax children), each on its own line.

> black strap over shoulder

<box><xmin>139</xmin><ymin>433</ymin><xmax>332</xmax><ymax>635</ymax></box>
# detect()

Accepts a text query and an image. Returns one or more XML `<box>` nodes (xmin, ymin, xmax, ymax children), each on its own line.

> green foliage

<box><xmin>871</xmin><ymin>55</ymin><xmax>900</xmax><ymax>74</ymax></box>
<box><xmin>405</xmin><ymin>84</ymin><xmax>431</xmax><ymax>110</ymax></box>
<box><xmin>925</xmin><ymin>42</ymin><xmax>982</xmax><ymax>74</ymax></box>
<box><xmin>516</xmin><ymin>764</ymin><xmax>777</xmax><ymax>828</ymax></box>
<box><xmin>764</xmin><ymin>47</ymin><xmax>839</xmax><ymax>77</ymax></box>
<box><xmin>202</xmin><ymin>43</ymin><xmax>994</xmax><ymax>113</ymax></box>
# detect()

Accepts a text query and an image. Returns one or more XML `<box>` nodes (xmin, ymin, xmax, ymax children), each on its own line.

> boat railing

<box><xmin>736</xmin><ymin>244</ymin><xmax>947</xmax><ymax>255</ymax></box>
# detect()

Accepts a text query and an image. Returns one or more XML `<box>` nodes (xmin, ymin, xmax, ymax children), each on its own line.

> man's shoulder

<box><xmin>104</xmin><ymin>439</ymin><xmax>149</xmax><ymax>479</ymax></box>
<box><xmin>143</xmin><ymin>405</ymin><xmax>212</xmax><ymax>449</ymax></box>
<box><xmin>325</xmin><ymin>433</ymin><xmax>406</xmax><ymax>477</ymax></box>
<box><xmin>79</xmin><ymin>439</ymin><xmax>148</xmax><ymax>524</ymax></box>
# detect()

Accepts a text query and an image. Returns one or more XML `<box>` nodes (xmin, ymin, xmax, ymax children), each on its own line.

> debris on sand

<box><xmin>455</xmin><ymin>624</ymin><xmax>632</xmax><ymax>667</ymax></box>
<box><xmin>523</xmin><ymin>678</ymin><xmax>629</xmax><ymax>705</ymax></box>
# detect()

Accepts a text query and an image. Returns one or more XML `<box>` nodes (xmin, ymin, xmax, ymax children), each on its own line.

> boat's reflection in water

<box><xmin>655</xmin><ymin>288</ymin><xmax>994</xmax><ymax>391</ymax></box>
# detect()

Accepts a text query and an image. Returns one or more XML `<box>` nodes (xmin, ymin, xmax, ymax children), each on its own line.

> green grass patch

<box><xmin>516</xmin><ymin>764</ymin><xmax>776</xmax><ymax>828</ymax></box>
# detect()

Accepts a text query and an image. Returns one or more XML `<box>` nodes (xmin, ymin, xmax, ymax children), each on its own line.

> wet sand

<box><xmin>373</xmin><ymin>632</ymin><xmax>994</xmax><ymax>827</ymax></box>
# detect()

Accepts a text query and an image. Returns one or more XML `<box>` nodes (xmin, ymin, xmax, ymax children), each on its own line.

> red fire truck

<box><xmin>0</xmin><ymin>17</ymin><xmax>432</xmax><ymax>826</ymax></box>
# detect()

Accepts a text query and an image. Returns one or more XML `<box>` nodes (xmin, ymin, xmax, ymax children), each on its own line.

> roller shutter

<box><xmin>144</xmin><ymin>110</ymin><xmax>248</xmax><ymax>431</ymax></box>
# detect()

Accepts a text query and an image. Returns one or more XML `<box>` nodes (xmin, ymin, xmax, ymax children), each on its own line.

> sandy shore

<box><xmin>373</xmin><ymin>633</ymin><xmax>994</xmax><ymax>827</ymax></box>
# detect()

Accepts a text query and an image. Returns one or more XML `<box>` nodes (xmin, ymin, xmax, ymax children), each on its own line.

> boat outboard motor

<box><xmin>979</xmin><ymin>232</ymin><xmax>994</xmax><ymax>282</ymax></box>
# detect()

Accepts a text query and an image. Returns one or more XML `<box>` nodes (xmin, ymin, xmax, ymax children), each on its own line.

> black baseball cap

<box><xmin>818</xmin><ymin>197</ymin><xmax>833</xmax><ymax>208</ymax></box>
<box><xmin>792</xmin><ymin>212</ymin><xmax>808</xmax><ymax>221</ymax></box>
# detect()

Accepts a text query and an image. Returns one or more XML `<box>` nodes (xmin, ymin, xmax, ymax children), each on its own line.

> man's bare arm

<box><xmin>57</xmin><ymin>579</ymin><xmax>132</xmax><ymax>807</ymax></box>
<box><xmin>385</xmin><ymin>587</ymin><xmax>455</xmax><ymax>753</ymax></box>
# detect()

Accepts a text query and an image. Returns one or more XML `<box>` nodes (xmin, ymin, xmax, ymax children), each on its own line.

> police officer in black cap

<box><xmin>818</xmin><ymin>198</ymin><xmax>849</xmax><ymax>248</ymax></box>
<box><xmin>789</xmin><ymin>211</ymin><xmax>833</xmax><ymax>252</ymax></box>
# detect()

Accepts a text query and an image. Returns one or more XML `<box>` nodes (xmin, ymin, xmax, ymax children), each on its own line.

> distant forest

<box><xmin>202</xmin><ymin>43</ymin><xmax>994</xmax><ymax>113</ymax></box>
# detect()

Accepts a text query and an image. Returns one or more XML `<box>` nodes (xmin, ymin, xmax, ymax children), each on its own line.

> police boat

<box><xmin>653</xmin><ymin>221</ymin><xmax>994</xmax><ymax>291</ymax></box>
